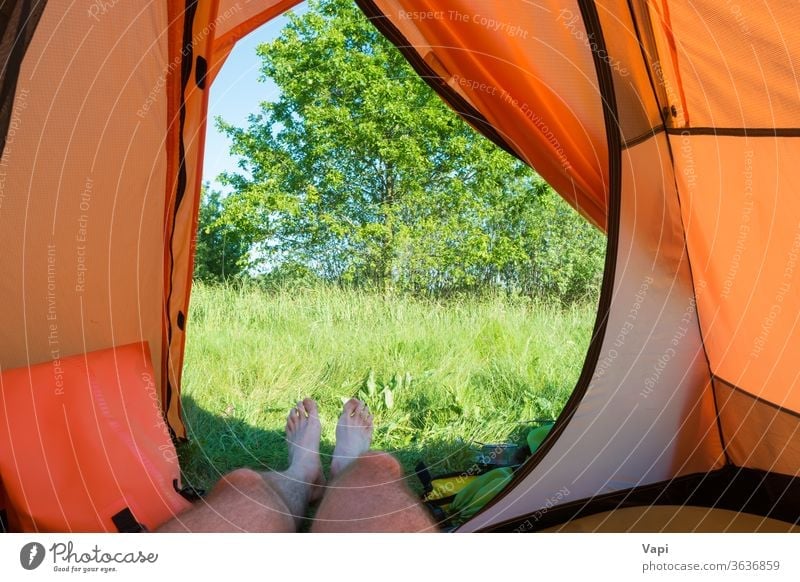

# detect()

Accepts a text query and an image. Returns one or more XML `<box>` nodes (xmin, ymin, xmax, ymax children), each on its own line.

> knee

<box><xmin>221</xmin><ymin>468</ymin><xmax>266</xmax><ymax>492</ymax></box>
<box><xmin>355</xmin><ymin>451</ymin><xmax>403</xmax><ymax>481</ymax></box>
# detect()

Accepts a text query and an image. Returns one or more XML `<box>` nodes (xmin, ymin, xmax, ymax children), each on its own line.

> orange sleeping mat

<box><xmin>0</xmin><ymin>342</ymin><xmax>191</xmax><ymax>532</ymax></box>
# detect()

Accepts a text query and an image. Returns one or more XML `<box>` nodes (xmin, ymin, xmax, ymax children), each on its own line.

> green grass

<box><xmin>178</xmin><ymin>282</ymin><xmax>597</xmax><ymax>492</ymax></box>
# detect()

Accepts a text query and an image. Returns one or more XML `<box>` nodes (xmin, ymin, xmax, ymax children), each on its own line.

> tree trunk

<box><xmin>377</xmin><ymin>164</ymin><xmax>395</xmax><ymax>294</ymax></box>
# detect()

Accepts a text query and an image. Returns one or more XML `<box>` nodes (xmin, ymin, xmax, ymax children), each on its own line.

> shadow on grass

<box><xmin>177</xmin><ymin>395</ymin><xmax>310</xmax><ymax>491</ymax></box>
<box><xmin>176</xmin><ymin>395</ymin><xmax>528</xmax><ymax>497</ymax></box>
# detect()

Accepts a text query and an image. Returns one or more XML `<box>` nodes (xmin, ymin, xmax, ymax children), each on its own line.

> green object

<box><xmin>449</xmin><ymin>467</ymin><xmax>514</xmax><ymax>520</ymax></box>
<box><xmin>527</xmin><ymin>421</ymin><xmax>555</xmax><ymax>453</ymax></box>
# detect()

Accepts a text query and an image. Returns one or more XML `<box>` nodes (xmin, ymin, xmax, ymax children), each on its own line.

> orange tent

<box><xmin>0</xmin><ymin>0</ymin><xmax>798</xmax><ymax>532</ymax></box>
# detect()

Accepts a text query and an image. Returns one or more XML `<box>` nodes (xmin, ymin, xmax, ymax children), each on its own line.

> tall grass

<box><xmin>179</xmin><ymin>282</ymin><xmax>597</xmax><ymax>491</ymax></box>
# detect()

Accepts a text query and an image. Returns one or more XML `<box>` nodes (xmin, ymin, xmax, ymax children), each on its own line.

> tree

<box><xmin>216</xmin><ymin>0</ymin><xmax>605</xmax><ymax>301</ymax></box>
<box><xmin>193</xmin><ymin>184</ymin><xmax>250</xmax><ymax>282</ymax></box>
<box><xmin>519</xmin><ymin>187</ymin><xmax>606</xmax><ymax>302</ymax></box>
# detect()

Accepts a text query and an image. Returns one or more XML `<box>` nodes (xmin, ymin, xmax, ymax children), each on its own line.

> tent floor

<box><xmin>542</xmin><ymin>506</ymin><xmax>800</xmax><ymax>533</ymax></box>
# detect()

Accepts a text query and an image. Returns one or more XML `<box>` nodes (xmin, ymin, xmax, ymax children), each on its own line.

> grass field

<box><xmin>178</xmin><ymin>283</ymin><xmax>597</xmax><ymax>492</ymax></box>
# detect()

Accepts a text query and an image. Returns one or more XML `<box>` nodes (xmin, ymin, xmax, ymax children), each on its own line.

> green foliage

<box><xmin>354</xmin><ymin>369</ymin><xmax>411</xmax><ymax>413</ymax></box>
<box><xmin>257</xmin><ymin>261</ymin><xmax>322</xmax><ymax>291</ymax></box>
<box><xmin>215</xmin><ymin>0</ymin><xmax>605</xmax><ymax>302</ymax></box>
<box><xmin>179</xmin><ymin>282</ymin><xmax>596</xmax><ymax>490</ymax></box>
<box><xmin>517</xmin><ymin>188</ymin><xmax>607</xmax><ymax>303</ymax></box>
<box><xmin>193</xmin><ymin>185</ymin><xmax>250</xmax><ymax>282</ymax></box>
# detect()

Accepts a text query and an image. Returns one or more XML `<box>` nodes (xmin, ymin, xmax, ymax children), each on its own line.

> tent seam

<box><xmin>713</xmin><ymin>374</ymin><xmax>800</xmax><ymax>421</ymax></box>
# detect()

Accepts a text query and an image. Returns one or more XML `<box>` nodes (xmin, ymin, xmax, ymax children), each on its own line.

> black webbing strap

<box><xmin>414</xmin><ymin>461</ymin><xmax>433</xmax><ymax>497</ymax></box>
<box><xmin>111</xmin><ymin>508</ymin><xmax>145</xmax><ymax>533</ymax></box>
<box><xmin>173</xmin><ymin>479</ymin><xmax>204</xmax><ymax>502</ymax></box>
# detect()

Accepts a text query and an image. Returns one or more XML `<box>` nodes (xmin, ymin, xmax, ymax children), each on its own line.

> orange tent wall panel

<box><xmin>716</xmin><ymin>378</ymin><xmax>800</xmax><ymax>476</ymax></box>
<box><xmin>0</xmin><ymin>1</ymin><xmax>169</xmax><ymax>436</ymax></box>
<box><xmin>672</xmin><ymin>135</ymin><xmax>800</xmax><ymax>414</ymax></box>
<box><xmin>0</xmin><ymin>342</ymin><xmax>190</xmax><ymax>532</ymax></box>
<box><xmin>659</xmin><ymin>0</ymin><xmax>800</xmax><ymax>129</ymax></box>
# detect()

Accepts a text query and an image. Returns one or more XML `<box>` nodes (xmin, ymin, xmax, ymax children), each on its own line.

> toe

<box><xmin>296</xmin><ymin>400</ymin><xmax>307</xmax><ymax>418</ymax></box>
<box><xmin>343</xmin><ymin>398</ymin><xmax>361</xmax><ymax>416</ymax></box>
<box><xmin>287</xmin><ymin>405</ymin><xmax>302</xmax><ymax>427</ymax></box>
<box><xmin>302</xmin><ymin>398</ymin><xmax>319</xmax><ymax>419</ymax></box>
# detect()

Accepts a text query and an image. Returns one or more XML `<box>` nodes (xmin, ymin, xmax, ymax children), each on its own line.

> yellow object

<box><xmin>424</xmin><ymin>474</ymin><xmax>478</xmax><ymax>502</ymax></box>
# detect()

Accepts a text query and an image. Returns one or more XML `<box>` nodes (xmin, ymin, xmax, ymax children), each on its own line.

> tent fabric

<box><xmin>482</xmin><ymin>465</ymin><xmax>800</xmax><ymax>531</ymax></box>
<box><xmin>1</xmin><ymin>0</ymin><xmax>799</xmax><ymax>532</ymax></box>
<box><xmin>0</xmin><ymin>2</ymin><xmax>169</xmax><ymax>423</ymax></box>
<box><xmin>674</xmin><ymin>135</ymin><xmax>800</xmax><ymax>414</ymax></box>
<box><xmin>0</xmin><ymin>0</ymin><xmax>47</xmax><ymax>155</ymax></box>
<box><xmin>542</xmin><ymin>505</ymin><xmax>800</xmax><ymax>532</ymax></box>
<box><xmin>658</xmin><ymin>1</ymin><xmax>800</xmax><ymax>484</ymax></box>
<box><xmin>715</xmin><ymin>378</ymin><xmax>800</xmax><ymax>477</ymax></box>
<box><xmin>658</xmin><ymin>0</ymin><xmax>800</xmax><ymax>129</ymax></box>
<box><xmin>209</xmin><ymin>0</ymin><xmax>304</xmax><ymax>77</ymax></box>
<box><xmin>162</xmin><ymin>0</ymin><xmax>211</xmax><ymax>440</ymax></box>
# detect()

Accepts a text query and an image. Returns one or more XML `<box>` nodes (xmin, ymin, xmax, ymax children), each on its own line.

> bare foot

<box><xmin>330</xmin><ymin>398</ymin><xmax>374</xmax><ymax>479</ymax></box>
<box><xmin>285</xmin><ymin>398</ymin><xmax>325</xmax><ymax>502</ymax></box>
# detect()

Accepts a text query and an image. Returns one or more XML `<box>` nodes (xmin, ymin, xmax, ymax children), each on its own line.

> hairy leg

<box><xmin>157</xmin><ymin>399</ymin><xmax>324</xmax><ymax>532</ymax></box>
<box><xmin>311</xmin><ymin>399</ymin><xmax>436</xmax><ymax>533</ymax></box>
<box><xmin>156</xmin><ymin>467</ymin><xmax>296</xmax><ymax>532</ymax></box>
<box><xmin>261</xmin><ymin>398</ymin><xmax>325</xmax><ymax>525</ymax></box>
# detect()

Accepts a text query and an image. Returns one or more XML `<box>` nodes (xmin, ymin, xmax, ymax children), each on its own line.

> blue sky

<box><xmin>202</xmin><ymin>2</ymin><xmax>309</xmax><ymax>190</ymax></box>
